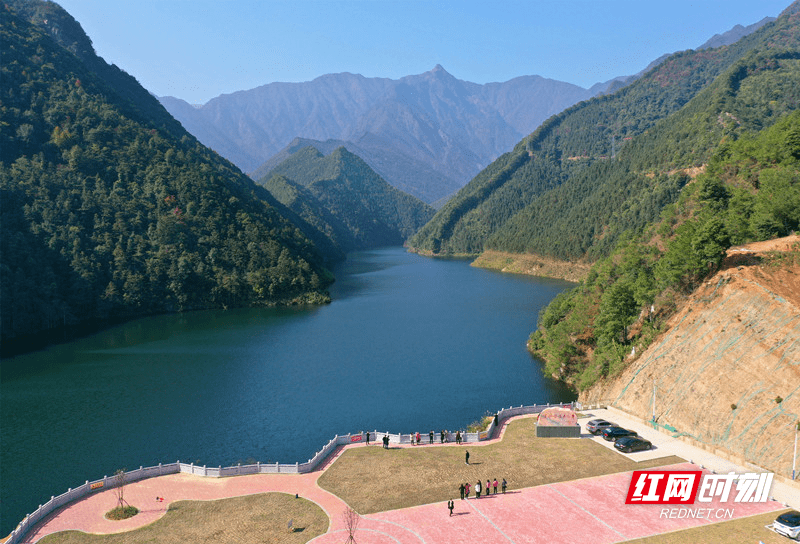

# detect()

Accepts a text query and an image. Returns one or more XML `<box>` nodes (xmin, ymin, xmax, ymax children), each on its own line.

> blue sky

<box><xmin>54</xmin><ymin>0</ymin><xmax>793</xmax><ymax>105</ymax></box>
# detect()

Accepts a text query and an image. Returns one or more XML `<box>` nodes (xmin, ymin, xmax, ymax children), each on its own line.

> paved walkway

<box><xmin>17</xmin><ymin>414</ymin><xmax>795</xmax><ymax>544</ymax></box>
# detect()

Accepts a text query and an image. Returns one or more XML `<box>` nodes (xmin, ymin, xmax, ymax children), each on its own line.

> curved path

<box><xmin>18</xmin><ymin>415</ymin><xmax>787</xmax><ymax>544</ymax></box>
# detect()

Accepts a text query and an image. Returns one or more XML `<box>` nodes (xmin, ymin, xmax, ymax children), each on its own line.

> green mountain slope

<box><xmin>490</xmin><ymin>47</ymin><xmax>800</xmax><ymax>261</ymax></box>
<box><xmin>0</xmin><ymin>2</ymin><xmax>333</xmax><ymax>350</ymax></box>
<box><xmin>257</xmin><ymin>146</ymin><xmax>435</xmax><ymax>251</ymax></box>
<box><xmin>408</xmin><ymin>2</ymin><xmax>800</xmax><ymax>259</ymax></box>
<box><xmin>531</xmin><ymin>109</ymin><xmax>800</xmax><ymax>390</ymax></box>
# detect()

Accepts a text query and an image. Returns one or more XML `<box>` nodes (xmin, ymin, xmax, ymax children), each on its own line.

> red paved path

<box><xmin>17</xmin><ymin>417</ymin><xmax>786</xmax><ymax>543</ymax></box>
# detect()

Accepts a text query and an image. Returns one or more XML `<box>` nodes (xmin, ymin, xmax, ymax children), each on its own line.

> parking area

<box><xmin>580</xmin><ymin>408</ymin><xmax>800</xmax><ymax>510</ymax></box>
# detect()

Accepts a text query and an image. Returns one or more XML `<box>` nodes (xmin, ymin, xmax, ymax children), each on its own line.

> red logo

<box><xmin>625</xmin><ymin>471</ymin><xmax>702</xmax><ymax>504</ymax></box>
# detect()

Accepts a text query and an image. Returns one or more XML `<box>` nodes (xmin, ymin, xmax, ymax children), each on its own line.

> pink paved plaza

<box><xmin>15</xmin><ymin>421</ymin><xmax>786</xmax><ymax>544</ymax></box>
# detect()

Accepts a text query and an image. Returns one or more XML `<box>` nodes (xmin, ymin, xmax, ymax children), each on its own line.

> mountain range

<box><xmin>160</xmin><ymin>66</ymin><xmax>589</xmax><ymax>203</ymax></box>
<box><xmin>159</xmin><ymin>19</ymin><xmax>773</xmax><ymax>205</ymax></box>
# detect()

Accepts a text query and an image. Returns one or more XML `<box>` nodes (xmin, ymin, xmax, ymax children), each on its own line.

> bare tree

<box><xmin>342</xmin><ymin>506</ymin><xmax>360</xmax><ymax>544</ymax></box>
<box><xmin>114</xmin><ymin>469</ymin><xmax>129</xmax><ymax>510</ymax></box>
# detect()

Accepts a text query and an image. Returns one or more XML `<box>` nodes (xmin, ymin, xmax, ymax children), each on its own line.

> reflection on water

<box><xmin>0</xmin><ymin>247</ymin><xmax>575</xmax><ymax>534</ymax></box>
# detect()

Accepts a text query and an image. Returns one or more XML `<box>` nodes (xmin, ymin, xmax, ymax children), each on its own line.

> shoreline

<box><xmin>470</xmin><ymin>249</ymin><xmax>591</xmax><ymax>282</ymax></box>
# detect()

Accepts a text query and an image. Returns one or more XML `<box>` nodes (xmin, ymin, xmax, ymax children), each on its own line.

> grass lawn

<box><xmin>621</xmin><ymin>509</ymin><xmax>792</xmax><ymax>544</ymax></box>
<box><xmin>318</xmin><ymin>416</ymin><xmax>685</xmax><ymax>514</ymax></box>
<box><xmin>37</xmin><ymin>493</ymin><xmax>328</xmax><ymax>544</ymax></box>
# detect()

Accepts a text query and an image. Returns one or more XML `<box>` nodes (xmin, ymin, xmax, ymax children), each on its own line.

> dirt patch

<box><xmin>472</xmin><ymin>250</ymin><xmax>591</xmax><ymax>282</ymax></box>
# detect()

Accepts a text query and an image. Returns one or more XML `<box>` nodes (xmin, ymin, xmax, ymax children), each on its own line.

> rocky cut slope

<box><xmin>581</xmin><ymin>236</ymin><xmax>800</xmax><ymax>477</ymax></box>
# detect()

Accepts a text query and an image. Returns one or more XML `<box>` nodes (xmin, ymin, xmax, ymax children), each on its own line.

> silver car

<box><xmin>586</xmin><ymin>419</ymin><xmax>617</xmax><ymax>435</ymax></box>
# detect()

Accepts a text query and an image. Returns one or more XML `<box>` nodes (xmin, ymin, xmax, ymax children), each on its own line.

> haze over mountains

<box><xmin>160</xmin><ymin>19</ymin><xmax>774</xmax><ymax>205</ymax></box>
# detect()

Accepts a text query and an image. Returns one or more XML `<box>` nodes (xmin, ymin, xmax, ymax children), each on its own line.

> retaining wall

<box><xmin>7</xmin><ymin>401</ymin><xmax>572</xmax><ymax>544</ymax></box>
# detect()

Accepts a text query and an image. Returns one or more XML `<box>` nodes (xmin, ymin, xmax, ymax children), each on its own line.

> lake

<box><xmin>0</xmin><ymin>247</ymin><xmax>575</xmax><ymax>534</ymax></box>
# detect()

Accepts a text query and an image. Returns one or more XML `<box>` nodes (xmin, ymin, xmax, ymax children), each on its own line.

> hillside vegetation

<box><xmin>409</xmin><ymin>3</ymin><xmax>800</xmax><ymax>259</ymax></box>
<box><xmin>257</xmin><ymin>146</ymin><xmax>435</xmax><ymax>252</ymax></box>
<box><xmin>530</xmin><ymin>109</ymin><xmax>800</xmax><ymax>391</ymax></box>
<box><xmin>0</xmin><ymin>2</ymin><xmax>333</xmax><ymax>350</ymax></box>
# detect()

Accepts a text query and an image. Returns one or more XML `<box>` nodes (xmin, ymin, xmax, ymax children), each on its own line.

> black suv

<box><xmin>601</xmin><ymin>426</ymin><xmax>638</xmax><ymax>441</ymax></box>
<box><xmin>614</xmin><ymin>436</ymin><xmax>652</xmax><ymax>453</ymax></box>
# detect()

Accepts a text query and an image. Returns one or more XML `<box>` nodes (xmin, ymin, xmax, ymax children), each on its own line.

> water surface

<box><xmin>0</xmin><ymin>247</ymin><xmax>574</xmax><ymax>533</ymax></box>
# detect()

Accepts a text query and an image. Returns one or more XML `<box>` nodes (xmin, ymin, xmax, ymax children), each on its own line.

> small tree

<box><xmin>106</xmin><ymin>469</ymin><xmax>138</xmax><ymax>520</ymax></box>
<box><xmin>114</xmin><ymin>469</ymin><xmax>128</xmax><ymax>510</ymax></box>
<box><xmin>342</xmin><ymin>507</ymin><xmax>360</xmax><ymax>544</ymax></box>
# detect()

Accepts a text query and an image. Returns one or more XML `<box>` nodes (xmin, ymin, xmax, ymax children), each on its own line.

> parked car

<box><xmin>773</xmin><ymin>510</ymin><xmax>800</xmax><ymax>540</ymax></box>
<box><xmin>601</xmin><ymin>426</ymin><xmax>638</xmax><ymax>441</ymax></box>
<box><xmin>586</xmin><ymin>419</ymin><xmax>617</xmax><ymax>435</ymax></box>
<box><xmin>614</xmin><ymin>436</ymin><xmax>652</xmax><ymax>453</ymax></box>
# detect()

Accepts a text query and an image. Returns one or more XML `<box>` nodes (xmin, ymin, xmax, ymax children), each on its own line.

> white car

<box><xmin>773</xmin><ymin>510</ymin><xmax>800</xmax><ymax>540</ymax></box>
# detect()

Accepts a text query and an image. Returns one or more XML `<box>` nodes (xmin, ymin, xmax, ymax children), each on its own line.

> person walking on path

<box><xmin>440</xmin><ymin>430</ymin><xmax>445</xmax><ymax>443</ymax></box>
<box><xmin>465</xmin><ymin>450</ymin><xmax>470</xmax><ymax>464</ymax></box>
<box><xmin>487</xmin><ymin>480</ymin><xmax>492</xmax><ymax>495</ymax></box>
<box><xmin>429</xmin><ymin>430</ymin><xmax>434</xmax><ymax>444</ymax></box>
<box><xmin>416</xmin><ymin>432</ymin><xmax>421</xmax><ymax>445</ymax></box>
<box><xmin>475</xmin><ymin>480</ymin><xmax>482</xmax><ymax>499</ymax></box>
<box><xmin>455</xmin><ymin>430</ymin><xmax>461</xmax><ymax>444</ymax></box>
<box><xmin>383</xmin><ymin>435</ymin><xmax>389</xmax><ymax>449</ymax></box>
<box><xmin>493</xmin><ymin>479</ymin><xmax>498</xmax><ymax>494</ymax></box>
<box><xmin>502</xmin><ymin>478</ymin><xmax>507</xmax><ymax>493</ymax></box>
<box><xmin>448</xmin><ymin>499</ymin><xmax>454</xmax><ymax>516</ymax></box>
<box><xmin>459</xmin><ymin>482</ymin><xmax>465</xmax><ymax>500</ymax></box>
<box><xmin>465</xmin><ymin>482</ymin><xmax>471</xmax><ymax>499</ymax></box>
<box><xmin>366</xmin><ymin>432</ymin><xmax>370</xmax><ymax>445</ymax></box>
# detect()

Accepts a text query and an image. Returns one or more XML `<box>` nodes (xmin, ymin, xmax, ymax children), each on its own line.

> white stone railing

<box><xmin>6</xmin><ymin>401</ymin><xmax>573</xmax><ymax>544</ymax></box>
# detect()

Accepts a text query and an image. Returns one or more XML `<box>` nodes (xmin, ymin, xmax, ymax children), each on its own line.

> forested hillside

<box><xmin>408</xmin><ymin>3</ymin><xmax>800</xmax><ymax>258</ymax></box>
<box><xmin>0</xmin><ymin>2</ymin><xmax>333</xmax><ymax>351</ymax></box>
<box><xmin>531</xmin><ymin>109</ymin><xmax>800</xmax><ymax>390</ymax></box>
<box><xmin>258</xmin><ymin>146</ymin><xmax>435</xmax><ymax>252</ymax></box>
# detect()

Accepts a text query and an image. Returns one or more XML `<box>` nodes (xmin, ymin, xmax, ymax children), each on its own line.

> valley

<box><xmin>2</xmin><ymin>0</ymin><xmax>800</xmax><ymax>540</ymax></box>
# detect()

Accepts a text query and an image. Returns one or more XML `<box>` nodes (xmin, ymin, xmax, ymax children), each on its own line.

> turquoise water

<box><xmin>0</xmin><ymin>247</ymin><xmax>575</xmax><ymax>534</ymax></box>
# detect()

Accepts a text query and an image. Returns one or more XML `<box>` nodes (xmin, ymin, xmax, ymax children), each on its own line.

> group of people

<box><xmin>458</xmin><ymin>478</ymin><xmax>506</xmax><ymax>500</ymax></box>
<box><xmin>363</xmin><ymin>428</ymin><xmax>469</xmax><ymax>448</ymax></box>
<box><xmin>407</xmin><ymin>429</ymin><xmax>467</xmax><ymax>445</ymax></box>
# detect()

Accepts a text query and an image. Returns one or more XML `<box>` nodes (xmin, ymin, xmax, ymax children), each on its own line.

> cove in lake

<box><xmin>0</xmin><ymin>247</ymin><xmax>575</xmax><ymax>534</ymax></box>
